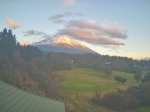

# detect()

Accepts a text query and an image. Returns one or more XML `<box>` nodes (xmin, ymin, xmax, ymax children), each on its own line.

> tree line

<box><xmin>91</xmin><ymin>83</ymin><xmax>150</xmax><ymax>110</ymax></box>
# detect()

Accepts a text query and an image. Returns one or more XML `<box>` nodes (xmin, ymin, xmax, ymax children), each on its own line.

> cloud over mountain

<box><xmin>6</xmin><ymin>18</ymin><xmax>21</xmax><ymax>29</ymax></box>
<box><xmin>56</xmin><ymin>19</ymin><xmax>128</xmax><ymax>45</ymax></box>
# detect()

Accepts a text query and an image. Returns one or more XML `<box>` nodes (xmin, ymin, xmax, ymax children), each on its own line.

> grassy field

<box><xmin>56</xmin><ymin>68</ymin><xmax>146</xmax><ymax>112</ymax></box>
<box><xmin>59</xmin><ymin>68</ymin><xmax>136</xmax><ymax>93</ymax></box>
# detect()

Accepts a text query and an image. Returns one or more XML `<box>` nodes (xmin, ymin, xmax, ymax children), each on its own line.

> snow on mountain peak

<box><xmin>33</xmin><ymin>35</ymin><xmax>97</xmax><ymax>54</ymax></box>
<box><xmin>53</xmin><ymin>35</ymin><xmax>80</xmax><ymax>46</ymax></box>
<box><xmin>35</xmin><ymin>35</ymin><xmax>84</xmax><ymax>47</ymax></box>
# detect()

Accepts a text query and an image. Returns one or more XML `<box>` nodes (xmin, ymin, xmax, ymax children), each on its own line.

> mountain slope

<box><xmin>34</xmin><ymin>35</ymin><xmax>97</xmax><ymax>54</ymax></box>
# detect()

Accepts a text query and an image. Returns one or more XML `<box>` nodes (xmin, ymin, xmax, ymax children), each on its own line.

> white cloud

<box><xmin>62</xmin><ymin>0</ymin><xmax>77</xmax><ymax>5</ymax></box>
<box><xmin>6</xmin><ymin>18</ymin><xmax>21</xmax><ymax>29</ymax></box>
<box><xmin>56</xmin><ymin>19</ymin><xmax>128</xmax><ymax>45</ymax></box>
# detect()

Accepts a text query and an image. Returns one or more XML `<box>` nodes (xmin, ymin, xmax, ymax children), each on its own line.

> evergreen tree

<box><xmin>0</xmin><ymin>28</ymin><xmax>16</xmax><ymax>55</ymax></box>
<box><xmin>114</xmin><ymin>76</ymin><xmax>127</xmax><ymax>84</ymax></box>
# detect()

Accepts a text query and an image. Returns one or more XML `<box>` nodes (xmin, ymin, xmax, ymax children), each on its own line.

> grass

<box><xmin>113</xmin><ymin>71</ymin><xmax>137</xmax><ymax>85</ymax></box>
<box><xmin>56</xmin><ymin>68</ymin><xmax>149</xmax><ymax>112</ymax></box>
<box><xmin>59</xmin><ymin>68</ymin><xmax>136</xmax><ymax>93</ymax></box>
<box><xmin>134</xmin><ymin>106</ymin><xmax>150</xmax><ymax>112</ymax></box>
<box><xmin>61</xmin><ymin>79</ymin><xmax>119</xmax><ymax>91</ymax></box>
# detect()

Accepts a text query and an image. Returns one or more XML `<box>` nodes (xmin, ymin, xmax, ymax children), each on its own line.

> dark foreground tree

<box><xmin>144</xmin><ymin>72</ymin><xmax>150</xmax><ymax>83</ymax></box>
<box><xmin>140</xmin><ymin>72</ymin><xmax>150</xmax><ymax>84</ymax></box>
<box><xmin>114</xmin><ymin>76</ymin><xmax>127</xmax><ymax>84</ymax></box>
<box><xmin>0</xmin><ymin>28</ymin><xmax>16</xmax><ymax>55</ymax></box>
<box><xmin>134</xmin><ymin>73</ymin><xmax>141</xmax><ymax>82</ymax></box>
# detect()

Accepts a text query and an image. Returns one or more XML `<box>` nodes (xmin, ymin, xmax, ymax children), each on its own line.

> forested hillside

<box><xmin>0</xmin><ymin>28</ymin><xmax>64</xmax><ymax>97</ymax></box>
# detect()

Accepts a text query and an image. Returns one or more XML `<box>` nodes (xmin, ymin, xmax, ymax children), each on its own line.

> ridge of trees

<box><xmin>91</xmin><ymin>84</ymin><xmax>150</xmax><ymax>110</ymax></box>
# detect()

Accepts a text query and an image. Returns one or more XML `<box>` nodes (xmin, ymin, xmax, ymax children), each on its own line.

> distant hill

<box><xmin>33</xmin><ymin>35</ymin><xmax>97</xmax><ymax>54</ymax></box>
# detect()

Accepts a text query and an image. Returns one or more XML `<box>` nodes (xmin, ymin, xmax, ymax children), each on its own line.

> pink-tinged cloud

<box><xmin>6</xmin><ymin>18</ymin><xmax>21</xmax><ymax>29</ymax></box>
<box><xmin>62</xmin><ymin>0</ymin><xmax>76</xmax><ymax>5</ymax></box>
<box><xmin>19</xmin><ymin>40</ymin><xmax>33</xmax><ymax>46</ymax></box>
<box><xmin>56</xmin><ymin>19</ymin><xmax>128</xmax><ymax>45</ymax></box>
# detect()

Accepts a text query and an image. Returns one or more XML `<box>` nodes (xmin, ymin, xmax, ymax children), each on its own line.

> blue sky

<box><xmin>0</xmin><ymin>0</ymin><xmax>150</xmax><ymax>59</ymax></box>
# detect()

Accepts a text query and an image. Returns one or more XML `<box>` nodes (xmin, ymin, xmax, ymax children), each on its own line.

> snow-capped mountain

<box><xmin>33</xmin><ymin>35</ymin><xmax>96</xmax><ymax>54</ymax></box>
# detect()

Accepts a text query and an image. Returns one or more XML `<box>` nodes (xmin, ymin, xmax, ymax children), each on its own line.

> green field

<box><xmin>59</xmin><ymin>68</ymin><xmax>137</xmax><ymax>93</ymax></box>
<box><xmin>56</xmin><ymin>68</ymin><xmax>146</xmax><ymax>112</ymax></box>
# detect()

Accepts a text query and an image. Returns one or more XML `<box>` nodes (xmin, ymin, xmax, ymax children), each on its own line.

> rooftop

<box><xmin>0</xmin><ymin>80</ymin><xmax>65</xmax><ymax>112</ymax></box>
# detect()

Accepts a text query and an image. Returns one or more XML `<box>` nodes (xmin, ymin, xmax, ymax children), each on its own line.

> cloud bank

<box><xmin>6</xmin><ymin>18</ymin><xmax>21</xmax><ymax>29</ymax></box>
<box><xmin>56</xmin><ymin>19</ymin><xmax>128</xmax><ymax>45</ymax></box>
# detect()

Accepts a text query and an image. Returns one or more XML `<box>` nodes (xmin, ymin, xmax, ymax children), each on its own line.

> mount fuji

<box><xmin>33</xmin><ymin>35</ymin><xmax>97</xmax><ymax>54</ymax></box>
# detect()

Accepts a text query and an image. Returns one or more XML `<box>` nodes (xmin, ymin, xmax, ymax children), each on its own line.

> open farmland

<box><xmin>59</xmin><ymin>68</ymin><xmax>137</xmax><ymax>92</ymax></box>
<box><xmin>57</xmin><ymin>68</ymin><xmax>140</xmax><ymax>112</ymax></box>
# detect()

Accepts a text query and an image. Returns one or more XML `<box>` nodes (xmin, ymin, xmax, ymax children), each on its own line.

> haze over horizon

<box><xmin>0</xmin><ymin>0</ymin><xmax>150</xmax><ymax>59</ymax></box>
